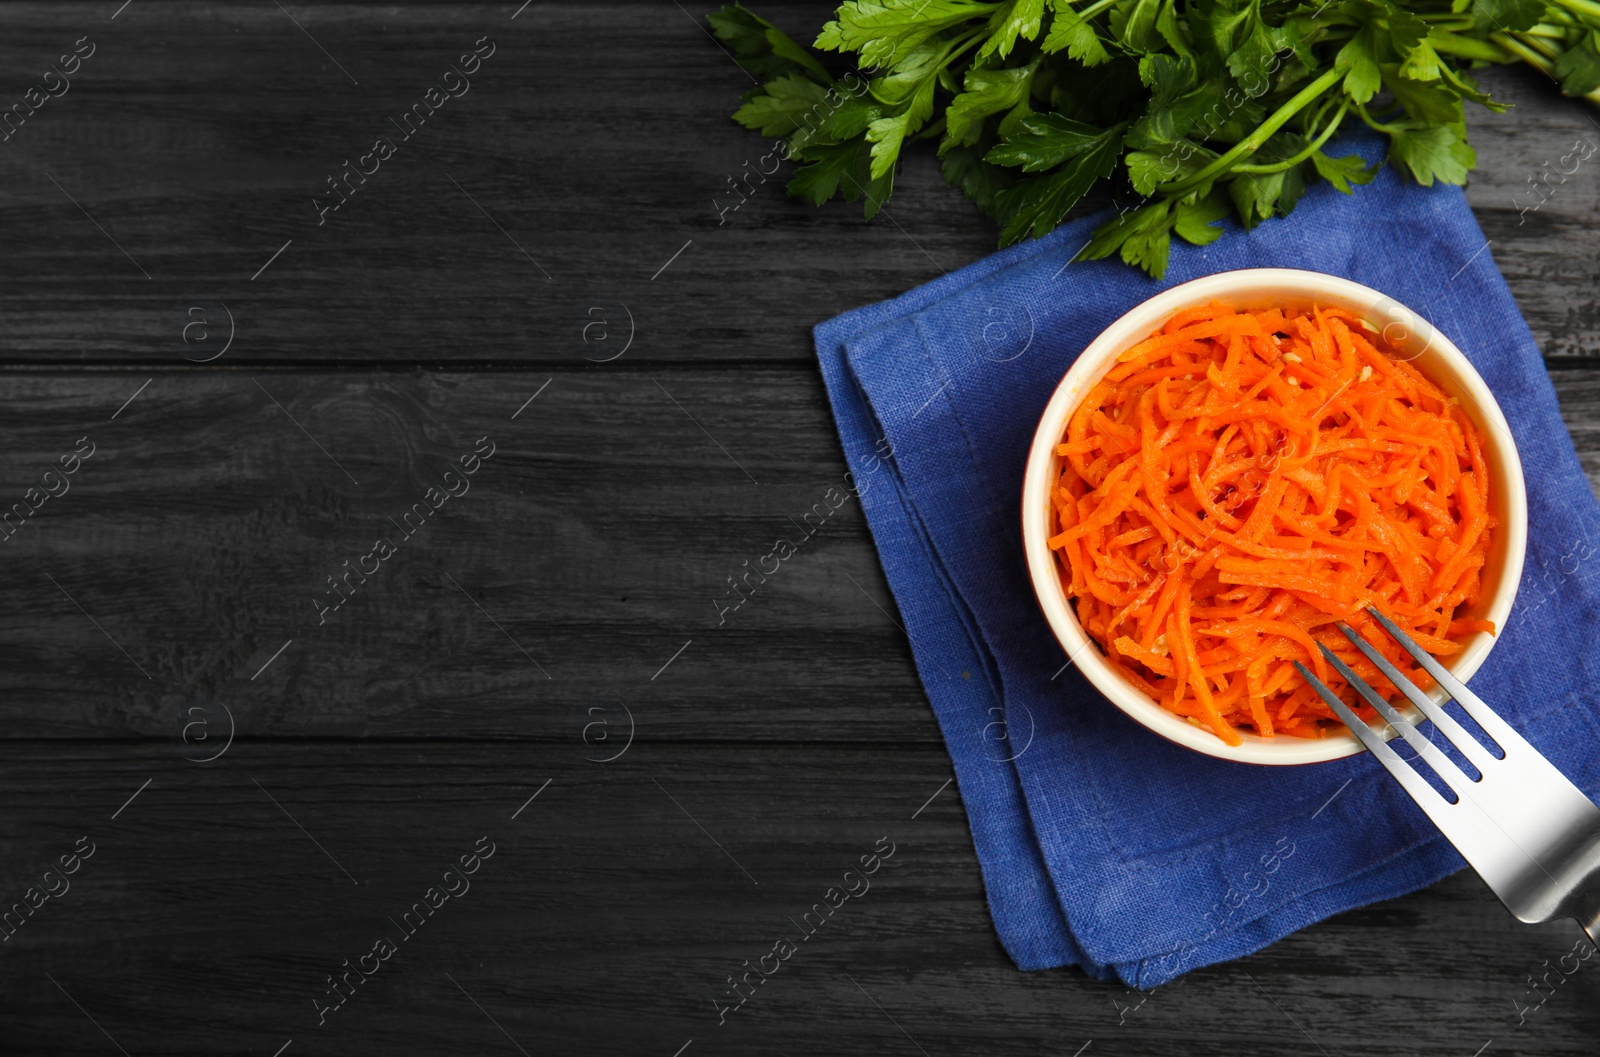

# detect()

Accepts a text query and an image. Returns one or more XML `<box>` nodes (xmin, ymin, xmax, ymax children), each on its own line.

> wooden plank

<box><xmin>0</xmin><ymin>10</ymin><xmax>1592</xmax><ymax>366</ymax></box>
<box><xmin>0</xmin><ymin>2</ymin><xmax>986</xmax><ymax>366</ymax></box>
<box><xmin>0</xmin><ymin>368</ymin><xmax>938</xmax><ymax>740</ymax></box>
<box><xmin>0</xmin><ymin>741</ymin><xmax>1591</xmax><ymax>1057</ymax></box>
<box><xmin>1552</xmin><ymin>362</ymin><xmax>1600</xmax><ymax>483</ymax></box>
<box><xmin>1462</xmin><ymin>66</ymin><xmax>1600</xmax><ymax>361</ymax></box>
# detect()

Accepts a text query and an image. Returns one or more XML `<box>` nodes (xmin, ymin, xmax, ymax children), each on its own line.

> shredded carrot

<box><xmin>1051</xmin><ymin>302</ymin><xmax>1497</xmax><ymax>744</ymax></box>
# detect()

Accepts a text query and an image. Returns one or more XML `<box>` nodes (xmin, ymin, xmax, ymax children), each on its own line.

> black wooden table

<box><xmin>2</xmin><ymin>4</ymin><xmax>1598</xmax><ymax>1055</ymax></box>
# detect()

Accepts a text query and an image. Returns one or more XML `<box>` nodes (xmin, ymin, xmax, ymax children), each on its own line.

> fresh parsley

<box><xmin>712</xmin><ymin>0</ymin><xmax>1600</xmax><ymax>277</ymax></box>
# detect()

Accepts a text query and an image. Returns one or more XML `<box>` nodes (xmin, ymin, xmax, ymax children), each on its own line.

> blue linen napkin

<box><xmin>814</xmin><ymin>139</ymin><xmax>1600</xmax><ymax>987</ymax></box>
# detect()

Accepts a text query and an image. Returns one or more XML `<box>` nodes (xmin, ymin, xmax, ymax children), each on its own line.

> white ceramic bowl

<box><xmin>1021</xmin><ymin>268</ymin><xmax>1528</xmax><ymax>765</ymax></box>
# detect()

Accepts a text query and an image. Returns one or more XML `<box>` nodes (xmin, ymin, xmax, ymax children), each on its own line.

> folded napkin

<box><xmin>814</xmin><ymin>137</ymin><xmax>1600</xmax><ymax>987</ymax></box>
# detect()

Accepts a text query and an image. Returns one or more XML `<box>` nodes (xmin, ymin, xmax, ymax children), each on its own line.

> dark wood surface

<box><xmin>3</xmin><ymin>3</ymin><xmax>1600</xmax><ymax>1055</ymax></box>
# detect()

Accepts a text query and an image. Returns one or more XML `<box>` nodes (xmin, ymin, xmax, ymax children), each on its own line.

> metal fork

<box><xmin>1294</xmin><ymin>607</ymin><xmax>1600</xmax><ymax>946</ymax></box>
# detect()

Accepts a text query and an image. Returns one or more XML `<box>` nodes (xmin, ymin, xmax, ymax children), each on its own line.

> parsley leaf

<box><xmin>1228</xmin><ymin>164</ymin><xmax>1306</xmax><ymax>227</ymax></box>
<box><xmin>864</xmin><ymin>38</ymin><xmax>952</xmax><ymax>176</ymax></box>
<box><xmin>789</xmin><ymin>138</ymin><xmax>896</xmax><ymax>217</ymax></box>
<box><xmin>1126</xmin><ymin>142</ymin><xmax>1213</xmax><ymax>194</ymax></box>
<box><xmin>709</xmin><ymin>4</ymin><xmax>833</xmax><ymax>82</ymax></box>
<box><xmin>1223</xmin><ymin>0</ymin><xmax>1294</xmax><ymax>90</ymax></box>
<box><xmin>1466</xmin><ymin>0</ymin><xmax>1545</xmax><ymax>33</ymax></box>
<box><xmin>993</xmin><ymin>121</ymin><xmax>1127</xmax><ymax>241</ymax></box>
<box><xmin>816</xmin><ymin>0</ymin><xmax>999</xmax><ymax>70</ymax></box>
<box><xmin>1387</xmin><ymin>122</ymin><xmax>1475</xmax><ymax>185</ymax></box>
<box><xmin>943</xmin><ymin>61</ymin><xmax>1039</xmax><ymax>150</ymax></box>
<box><xmin>1041</xmin><ymin>0</ymin><xmax>1112</xmax><ymax>65</ymax></box>
<box><xmin>986</xmin><ymin>112</ymin><xmax>1124</xmax><ymax>171</ymax></box>
<box><xmin>1386</xmin><ymin>71</ymin><xmax>1465</xmax><ymax>125</ymax></box>
<box><xmin>1173</xmin><ymin>190</ymin><xmax>1231</xmax><ymax>244</ymax></box>
<box><xmin>1335</xmin><ymin>27</ymin><xmax>1382</xmax><ymax>103</ymax></box>
<box><xmin>979</xmin><ymin>0</ymin><xmax>1048</xmax><ymax>59</ymax></box>
<box><xmin>942</xmin><ymin>144</ymin><xmax>1015</xmax><ymax>211</ymax></box>
<box><xmin>1311</xmin><ymin>149</ymin><xmax>1378</xmax><ymax>193</ymax></box>
<box><xmin>1555</xmin><ymin>29</ymin><xmax>1600</xmax><ymax>96</ymax></box>
<box><xmin>1110</xmin><ymin>0</ymin><xmax>1163</xmax><ymax>53</ymax></box>
<box><xmin>716</xmin><ymin>0</ymin><xmax>1600</xmax><ymax>279</ymax></box>
<box><xmin>1126</xmin><ymin>53</ymin><xmax>1207</xmax><ymax>148</ymax></box>
<box><xmin>789</xmin><ymin>140</ymin><xmax>871</xmax><ymax>205</ymax></box>
<box><xmin>733</xmin><ymin>74</ymin><xmax>831</xmax><ymax>136</ymax></box>
<box><xmin>1078</xmin><ymin>200</ymin><xmax>1176</xmax><ymax>278</ymax></box>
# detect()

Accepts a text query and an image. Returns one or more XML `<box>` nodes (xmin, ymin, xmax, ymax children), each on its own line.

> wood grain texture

<box><xmin>1</xmin><ymin>743</ymin><xmax>1598</xmax><ymax>1057</ymax></box>
<box><xmin>1</xmin><ymin>3</ymin><xmax>1599</xmax><ymax>1057</ymax></box>
<box><xmin>0</xmin><ymin>2</ymin><xmax>993</xmax><ymax>365</ymax></box>
<box><xmin>0</xmin><ymin>369</ymin><xmax>944</xmax><ymax>742</ymax></box>
<box><xmin>1458</xmin><ymin>66</ymin><xmax>1600</xmax><ymax>361</ymax></box>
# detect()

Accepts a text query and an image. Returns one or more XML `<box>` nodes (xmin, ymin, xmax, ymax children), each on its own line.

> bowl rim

<box><xmin>1020</xmin><ymin>267</ymin><xmax>1529</xmax><ymax>765</ymax></box>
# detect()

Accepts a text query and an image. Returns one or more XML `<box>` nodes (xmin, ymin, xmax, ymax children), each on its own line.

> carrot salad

<box><xmin>1050</xmin><ymin>302</ymin><xmax>1496</xmax><ymax>744</ymax></box>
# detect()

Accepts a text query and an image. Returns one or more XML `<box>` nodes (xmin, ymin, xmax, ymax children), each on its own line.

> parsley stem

<box><xmin>1430</xmin><ymin>32</ymin><xmax>1515</xmax><ymax>62</ymax></box>
<box><xmin>1352</xmin><ymin>102</ymin><xmax>1392</xmax><ymax>135</ymax></box>
<box><xmin>1233</xmin><ymin>101</ymin><xmax>1350</xmax><ymax>174</ymax></box>
<box><xmin>1495</xmin><ymin>31</ymin><xmax>1600</xmax><ymax>105</ymax></box>
<box><xmin>1509</xmin><ymin>31</ymin><xmax>1561</xmax><ymax>60</ymax></box>
<box><xmin>1078</xmin><ymin>0</ymin><xmax>1118</xmax><ymax>19</ymax></box>
<box><xmin>1549</xmin><ymin>0</ymin><xmax>1600</xmax><ymax>21</ymax></box>
<box><xmin>1157</xmin><ymin>66</ymin><xmax>1343</xmax><ymax>197</ymax></box>
<box><xmin>1489</xmin><ymin>33</ymin><xmax>1546</xmax><ymax>67</ymax></box>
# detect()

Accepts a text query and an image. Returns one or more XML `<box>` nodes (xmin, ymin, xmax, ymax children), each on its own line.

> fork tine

<box><xmin>1335</xmin><ymin>623</ymin><xmax>1501</xmax><ymax>773</ymax></box>
<box><xmin>1315</xmin><ymin>644</ymin><xmax>1480</xmax><ymax>798</ymax></box>
<box><xmin>1363</xmin><ymin>607</ymin><xmax>1530</xmax><ymax>757</ymax></box>
<box><xmin>1293</xmin><ymin>661</ymin><xmax>1452</xmax><ymax>810</ymax></box>
<box><xmin>1318</xmin><ymin>641</ymin><xmax>1593</xmax><ymax>895</ymax></box>
<box><xmin>1362</xmin><ymin>607</ymin><xmax>1600</xmax><ymax>848</ymax></box>
<box><xmin>1304</xmin><ymin>652</ymin><xmax>1586</xmax><ymax>927</ymax></box>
